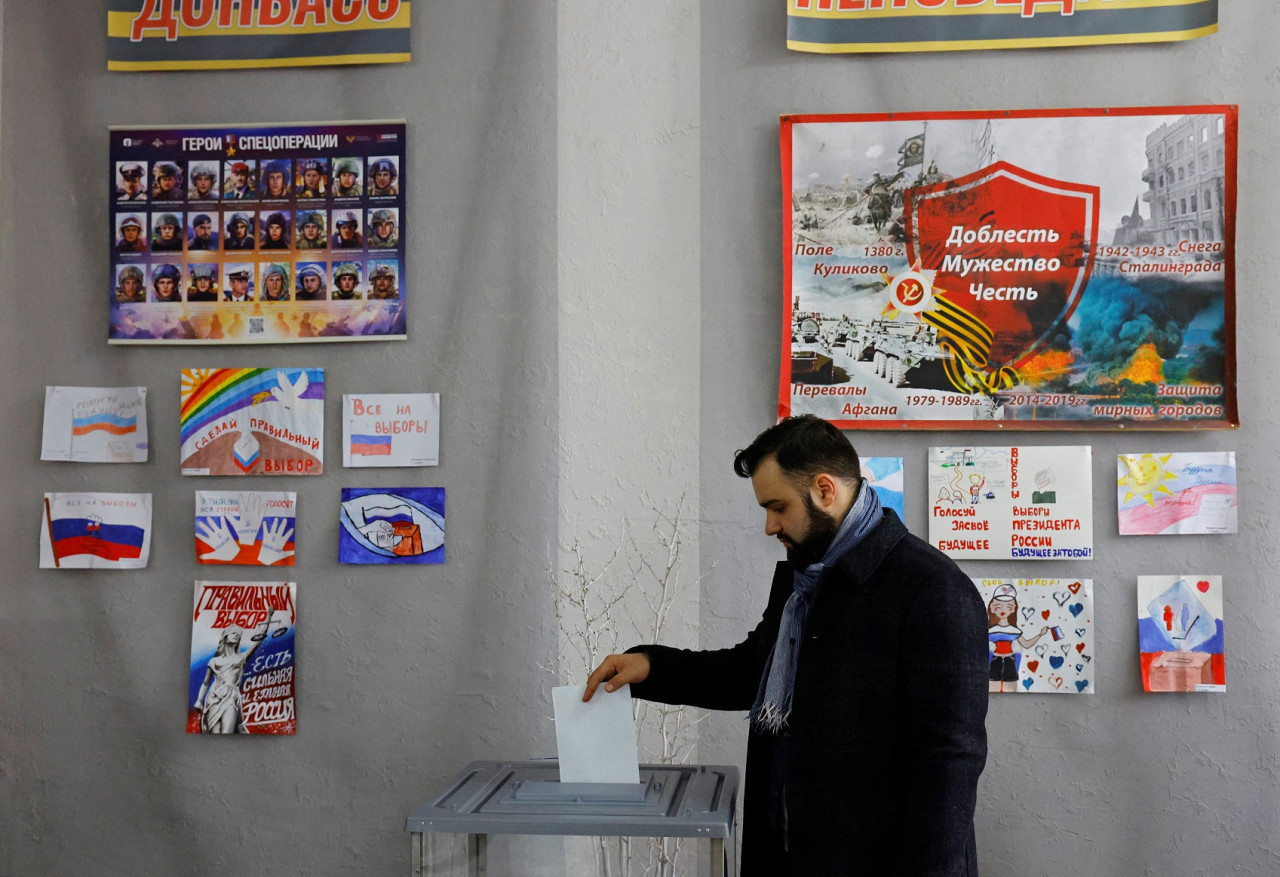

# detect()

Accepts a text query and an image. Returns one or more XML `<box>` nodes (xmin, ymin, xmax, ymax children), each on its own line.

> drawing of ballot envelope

<box><xmin>339</xmin><ymin>492</ymin><xmax>444</xmax><ymax>558</ymax></box>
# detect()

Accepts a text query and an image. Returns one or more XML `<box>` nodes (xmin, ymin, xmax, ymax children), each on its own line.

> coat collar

<box><xmin>823</xmin><ymin>507</ymin><xmax>908</xmax><ymax>586</ymax></box>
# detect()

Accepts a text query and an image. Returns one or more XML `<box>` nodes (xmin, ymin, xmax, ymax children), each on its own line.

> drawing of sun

<box><xmin>180</xmin><ymin>368</ymin><xmax>216</xmax><ymax>403</ymax></box>
<box><xmin>1119</xmin><ymin>453</ymin><xmax>1177</xmax><ymax>506</ymax></box>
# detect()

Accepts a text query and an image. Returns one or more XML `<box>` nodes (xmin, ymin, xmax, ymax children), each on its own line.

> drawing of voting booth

<box><xmin>405</xmin><ymin>760</ymin><xmax>738</xmax><ymax>876</ymax></box>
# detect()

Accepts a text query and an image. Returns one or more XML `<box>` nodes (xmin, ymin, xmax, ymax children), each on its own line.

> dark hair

<box><xmin>733</xmin><ymin>415</ymin><xmax>860</xmax><ymax>490</ymax></box>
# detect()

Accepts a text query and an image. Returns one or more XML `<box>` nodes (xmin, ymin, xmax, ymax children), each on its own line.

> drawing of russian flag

<box><xmin>72</xmin><ymin>413</ymin><xmax>138</xmax><ymax>436</ymax></box>
<box><xmin>50</xmin><ymin>517</ymin><xmax>145</xmax><ymax>562</ymax></box>
<box><xmin>363</xmin><ymin>503</ymin><xmax>413</xmax><ymax>526</ymax></box>
<box><xmin>351</xmin><ymin>434</ymin><xmax>392</xmax><ymax>456</ymax></box>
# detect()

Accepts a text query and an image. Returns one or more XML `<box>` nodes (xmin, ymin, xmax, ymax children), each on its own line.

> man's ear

<box><xmin>811</xmin><ymin>472</ymin><xmax>839</xmax><ymax>509</ymax></box>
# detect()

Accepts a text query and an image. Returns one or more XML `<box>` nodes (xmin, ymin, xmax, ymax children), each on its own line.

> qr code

<box><xmin>248</xmin><ymin>316</ymin><xmax>265</xmax><ymax>335</ymax></box>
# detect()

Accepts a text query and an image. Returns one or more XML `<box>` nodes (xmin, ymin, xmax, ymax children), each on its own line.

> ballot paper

<box><xmin>552</xmin><ymin>684</ymin><xmax>641</xmax><ymax>784</ymax></box>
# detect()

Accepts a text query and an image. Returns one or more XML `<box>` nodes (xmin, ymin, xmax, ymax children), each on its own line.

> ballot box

<box><xmin>405</xmin><ymin>760</ymin><xmax>738</xmax><ymax>876</ymax></box>
<box><xmin>1148</xmin><ymin>651</ymin><xmax>1215</xmax><ymax>691</ymax></box>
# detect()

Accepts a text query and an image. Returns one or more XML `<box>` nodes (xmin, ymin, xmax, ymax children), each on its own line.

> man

<box><xmin>223</xmin><ymin>161</ymin><xmax>254</xmax><ymax>200</ymax></box>
<box><xmin>368</xmin><ymin>208</ymin><xmax>398</xmax><ymax>249</ymax></box>
<box><xmin>188</xmin><ymin>213</ymin><xmax>216</xmax><ymax>250</ymax></box>
<box><xmin>188</xmin><ymin>163</ymin><xmax>219</xmax><ymax>200</ymax></box>
<box><xmin>333</xmin><ymin>159</ymin><xmax>361</xmax><ymax>197</ymax></box>
<box><xmin>224</xmin><ymin>213</ymin><xmax>254</xmax><ymax>251</ymax></box>
<box><xmin>331</xmin><ymin>212</ymin><xmax>362</xmax><ymax>249</ymax></box>
<box><xmin>261</xmin><ymin>212</ymin><xmax>290</xmax><ymax>250</ymax></box>
<box><xmin>152</xmin><ymin>213</ymin><xmax>183</xmax><ymax>252</ymax></box>
<box><xmin>331</xmin><ymin>262</ymin><xmax>361</xmax><ymax>300</ymax></box>
<box><xmin>295</xmin><ymin>264</ymin><xmax>326</xmax><ymax>301</ymax></box>
<box><xmin>367</xmin><ymin>263</ymin><xmax>397</xmax><ymax>299</ymax></box>
<box><xmin>151</xmin><ymin>162</ymin><xmax>184</xmax><ymax>200</ymax></box>
<box><xmin>260</xmin><ymin>263</ymin><xmax>290</xmax><ymax>301</ymax></box>
<box><xmin>115</xmin><ymin>215</ymin><xmax>147</xmax><ymax>253</ymax></box>
<box><xmin>368</xmin><ymin>158</ymin><xmax>398</xmax><ymax>196</ymax></box>
<box><xmin>224</xmin><ymin>268</ymin><xmax>253</xmax><ymax>302</ymax></box>
<box><xmin>116</xmin><ymin>163</ymin><xmax>147</xmax><ymax>201</ymax></box>
<box><xmin>262</xmin><ymin>160</ymin><xmax>291</xmax><ymax>199</ymax></box>
<box><xmin>151</xmin><ymin>264</ymin><xmax>182</xmax><ymax>302</ymax></box>
<box><xmin>585</xmin><ymin>415</ymin><xmax>988</xmax><ymax>876</ymax></box>
<box><xmin>296</xmin><ymin>211</ymin><xmax>326</xmax><ymax>250</ymax></box>
<box><xmin>187</xmin><ymin>264</ymin><xmax>219</xmax><ymax>302</ymax></box>
<box><xmin>297</xmin><ymin>160</ymin><xmax>326</xmax><ymax>198</ymax></box>
<box><xmin>115</xmin><ymin>265</ymin><xmax>145</xmax><ymax>303</ymax></box>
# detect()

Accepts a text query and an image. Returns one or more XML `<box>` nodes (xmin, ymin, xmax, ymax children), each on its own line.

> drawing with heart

<box><xmin>1075</xmin><ymin>680</ymin><xmax>1089</xmax><ymax>693</ymax></box>
<box><xmin>1197</xmin><ymin>580</ymin><xmax>1211</xmax><ymax>593</ymax></box>
<box><xmin>1027</xmin><ymin>660</ymin><xmax>1040</xmax><ymax>673</ymax></box>
<box><xmin>1075</xmin><ymin>627</ymin><xmax>1087</xmax><ymax>638</ymax></box>
<box><xmin>1060</xmin><ymin>644</ymin><xmax>1071</xmax><ymax>656</ymax></box>
<box><xmin>1076</xmin><ymin>642</ymin><xmax>1086</xmax><ymax>653</ymax></box>
<box><xmin>1053</xmin><ymin>590</ymin><xmax>1071</xmax><ymax>606</ymax></box>
<box><xmin>1035</xmin><ymin>644</ymin><xmax>1047</xmax><ymax>657</ymax></box>
<box><xmin>1022</xmin><ymin>678</ymin><xmax>1034</xmax><ymax>690</ymax></box>
<box><xmin>1049</xmin><ymin>655</ymin><xmax>1064</xmax><ymax>669</ymax></box>
<box><xmin>1068</xmin><ymin>581</ymin><xmax>1081</xmax><ymax>595</ymax></box>
<box><xmin>1021</xmin><ymin>607</ymin><xmax>1034</xmax><ymax>621</ymax></box>
<box><xmin>1050</xmin><ymin>676</ymin><xmax>1064</xmax><ymax>689</ymax></box>
<box><xmin>1041</xmin><ymin>609</ymin><xmax>1051</xmax><ymax>620</ymax></box>
<box><xmin>1069</xmin><ymin>603</ymin><xmax>1083</xmax><ymax>617</ymax></box>
<box><xmin>1075</xmin><ymin>663</ymin><xmax>1084</xmax><ymax>672</ymax></box>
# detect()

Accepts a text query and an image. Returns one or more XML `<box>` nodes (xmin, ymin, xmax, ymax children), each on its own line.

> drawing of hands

<box><xmin>270</xmin><ymin>370</ymin><xmax>309</xmax><ymax>409</ymax></box>
<box><xmin>229</xmin><ymin>493</ymin><xmax>265</xmax><ymax>545</ymax></box>
<box><xmin>197</xmin><ymin>517</ymin><xmax>241</xmax><ymax>562</ymax></box>
<box><xmin>359</xmin><ymin>519</ymin><xmax>403</xmax><ymax>550</ymax></box>
<box><xmin>257</xmin><ymin>517</ymin><xmax>295</xmax><ymax>566</ymax></box>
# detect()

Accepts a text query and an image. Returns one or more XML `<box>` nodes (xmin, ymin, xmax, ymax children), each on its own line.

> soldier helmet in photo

<box><xmin>371</xmin><ymin>208</ymin><xmax>396</xmax><ymax>225</ymax></box>
<box><xmin>119</xmin><ymin>215</ymin><xmax>143</xmax><ymax>231</ymax></box>
<box><xmin>336</xmin><ymin>211</ymin><xmax>358</xmax><ymax>228</ymax></box>
<box><xmin>156</xmin><ymin>162</ymin><xmax>180</xmax><ymax>178</ymax></box>
<box><xmin>153</xmin><ymin>263</ymin><xmax>181</xmax><ymax>283</ymax></box>
<box><xmin>191</xmin><ymin>163</ymin><xmax>216</xmax><ymax>180</ymax></box>
<box><xmin>118</xmin><ymin>265</ymin><xmax>144</xmax><ymax>283</ymax></box>
<box><xmin>296</xmin><ymin>263</ymin><xmax>325</xmax><ymax>287</ymax></box>
<box><xmin>301</xmin><ymin>211</ymin><xmax>323</xmax><ymax>227</ymax></box>
<box><xmin>191</xmin><ymin>263</ymin><xmax>217</xmax><ymax>280</ymax></box>
<box><xmin>336</xmin><ymin>158</ymin><xmax>359</xmax><ymax>176</ymax></box>
<box><xmin>333</xmin><ymin>262</ymin><xmax>360</xmax><ymax>280</ymax></box>
<box><xmin>157</xmin><ymin>213</ymin><xmax>180</xmax><ymax>228</ymax></box>
<box><xmin>370</xmin><ymin>158</ymin><xmax>397</xmax><ymax>180</ymax></box>
<box><xmin>371</xmin><ymin>264</ymin><xmax>395</xmax><ymax>280</ymax></box>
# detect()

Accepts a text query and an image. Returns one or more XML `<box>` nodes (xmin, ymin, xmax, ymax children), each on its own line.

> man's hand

<box><xmin>583</xmin><ymin>652</ymin><xmax>650</xmax><ymax>702</ymax></box>
<box><xmin>230</xmin><ymin>493</ymin><xmax>266</xmax><ymax>546</ymax></box>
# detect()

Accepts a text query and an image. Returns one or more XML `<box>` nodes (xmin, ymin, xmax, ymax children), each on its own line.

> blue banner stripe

<box><xmin>108</xmin><ymin>29</ymin><xmax>409</xmax><ymax>63</ymax></box>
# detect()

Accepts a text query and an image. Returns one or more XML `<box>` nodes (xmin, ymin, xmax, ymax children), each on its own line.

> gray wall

<box><xmin>697</xmin><ymin>5</ymin><xmax>1280</xmax><ymax>876</ymax></box>
<box><xmin>0</xmin><ymin>2</ymin><xmax>559</xmax><ymax>875</ymax></box>
<box><xmin>3</xmin><ymin>1</ymin><xmax>1279</xmax><ymax>875</ymax></box>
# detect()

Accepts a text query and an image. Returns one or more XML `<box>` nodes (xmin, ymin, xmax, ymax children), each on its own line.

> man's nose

<box><xmin>764</xmin><ymin>514</ymin><xmax>781</xmax><ymax>536</ymax></box>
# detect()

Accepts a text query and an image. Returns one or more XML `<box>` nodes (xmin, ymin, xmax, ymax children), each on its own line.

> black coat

<box><xmin>630</xmin><ymin>508</ymin><xmax>988</xmax><ymax>876</ymax></box>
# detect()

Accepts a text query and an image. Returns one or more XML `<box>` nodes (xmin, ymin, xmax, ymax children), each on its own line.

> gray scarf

<box><xmin>749</xmin><ymin>480</ymin><xmax>883</xmax><ymax>733</ymax></box>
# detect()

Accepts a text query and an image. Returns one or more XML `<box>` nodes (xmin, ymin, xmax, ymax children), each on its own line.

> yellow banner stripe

<box><xmin>789</xmin><ymin>0</ymin><xmax>1210</xmax><ymax>20</ymax></box>
<box><xmin>108</xmin><ymin>53</ymin><xmax>409</xmax><ymax>71</ymax></box>
<box><xmin>788</xmin><ymin>23</ymin><xmax>1214</xmax><ymax>51</ymax></box>
<box><xmin>108</xmin><ymin>4</ymin><xmax>409</xmax><ymax>38</ymax></box>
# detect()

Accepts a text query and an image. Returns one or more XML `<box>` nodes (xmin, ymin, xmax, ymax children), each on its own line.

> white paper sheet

<box><xmin>552</xmin><ymin>684</ymin><xmax>640</xmax><ymax>784</ymax></box>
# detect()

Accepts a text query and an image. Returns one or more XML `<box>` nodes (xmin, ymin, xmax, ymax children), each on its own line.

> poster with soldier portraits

<box><xmin>109</xmin><ymin>121</ymin><xmax>407</xmax><ymax>345</ymax></box>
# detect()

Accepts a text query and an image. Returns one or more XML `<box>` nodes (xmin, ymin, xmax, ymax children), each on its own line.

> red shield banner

<box><xmin>904</xmin><ymin>162</ymin><xmax>1099</xmax><ymax>387</ymax></box>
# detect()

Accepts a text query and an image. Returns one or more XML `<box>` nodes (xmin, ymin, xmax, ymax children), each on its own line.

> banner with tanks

<box><xmin>780</xmin><ymin>106</ymin><xmax>1237</xmax><ymax>430</ymax></box>
<box><xmin>109</xmin><ymin>121</ymin><xmax>406</xmax><ymax>345</ymax></box>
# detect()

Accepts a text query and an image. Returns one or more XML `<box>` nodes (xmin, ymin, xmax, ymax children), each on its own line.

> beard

<box><xmin>786</xmin><ymin>494</ymin><xmax>841</xmax><ymax>569</ymax></box>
